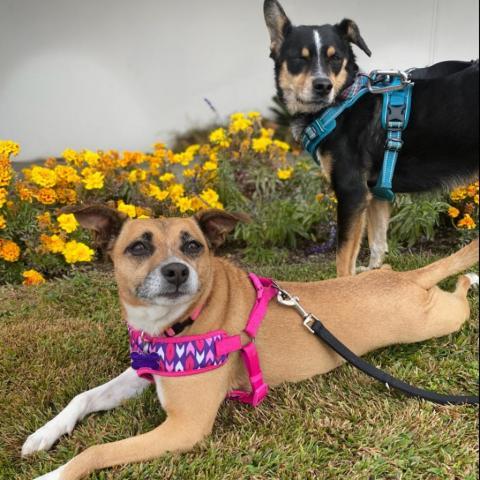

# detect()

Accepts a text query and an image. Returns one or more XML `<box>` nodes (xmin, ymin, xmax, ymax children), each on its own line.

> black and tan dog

<box><xmin>264</xmin><ymin>0</ymin><xmax>479</xmax><ymax>276</ymax></box>
<box><xmin>22</xmin><ymin>207</ymin><xmax>478</xmax><ymax>479</ymax></box>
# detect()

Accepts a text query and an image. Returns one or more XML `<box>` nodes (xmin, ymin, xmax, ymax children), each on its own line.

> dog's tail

<box><xmin>403</xmin><ymin>238</ymin><xmax>479</xmax><ymax>289</ymax></box>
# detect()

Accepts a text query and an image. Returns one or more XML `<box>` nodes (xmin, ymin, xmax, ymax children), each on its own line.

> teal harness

<box><xmin>301</xmin><ymin>70</ymin><xmax>414</xmax><ymax>202</ymax></box>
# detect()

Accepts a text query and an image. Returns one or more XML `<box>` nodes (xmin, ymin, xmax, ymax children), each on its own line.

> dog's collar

<box><xmin>128</xmin><ymin>273</ymin><xmax>277</xmax><ymax>407</ymax></box>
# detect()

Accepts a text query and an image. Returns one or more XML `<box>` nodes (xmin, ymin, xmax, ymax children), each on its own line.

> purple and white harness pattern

<box><xmin>129</xmin><ymin>328</ymin><xmax>229</xmax><ymax>379</ymax></box>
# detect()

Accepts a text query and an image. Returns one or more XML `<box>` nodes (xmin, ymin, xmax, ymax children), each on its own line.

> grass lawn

<box><xmin>0</xmin><ymin>251</ymin><xmax>478</xmax><ymax>480</ymax></box>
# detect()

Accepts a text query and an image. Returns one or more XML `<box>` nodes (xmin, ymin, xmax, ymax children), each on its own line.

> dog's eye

<box><xmin>182</xmin><ymin>240</ymin><xmax>203</xmax><ymax>256</ymax></box>
<box><xmin>330</xmin><ymin>53</ymin><xmax>341</xmax><ymax>62</ymax></box>
<box><xmin>127</xmin><ymin>241</ymin><xmax>151</xmax><ymax>257</ymax></box>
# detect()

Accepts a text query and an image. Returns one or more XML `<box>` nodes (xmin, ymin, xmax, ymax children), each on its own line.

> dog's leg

<box><xmin>335</xmin><ymin>181</ymin><xmax>368</xmax><ymax>276</ymax></box>
<box><xmin>34</xmin><ymin>372</ymin><xmax>228</xmax><ymax>480</ymax></box>
<box><xmin>22</xmin><ymin>368</ymin><xmax>149</xmax><ymax>456</ymax></box>
<box><xmin>362</xmin><ymin>198</ymin><xmax>391</xmax><ymax>271</ymax></box>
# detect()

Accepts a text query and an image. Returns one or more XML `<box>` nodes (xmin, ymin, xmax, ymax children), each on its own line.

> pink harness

<box><xmin>129</xmin><ymin>274</ymin><xmax>277</xmax><ymax>406</ymax></box>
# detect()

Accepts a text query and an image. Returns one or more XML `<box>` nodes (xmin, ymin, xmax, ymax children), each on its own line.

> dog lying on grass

<box><xmin>22</xmin><ymin>206</ymin><xmax>478</xmax><ymax>480</ymax></box>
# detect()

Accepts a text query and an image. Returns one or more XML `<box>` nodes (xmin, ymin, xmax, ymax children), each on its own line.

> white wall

<box><xmin>0</xmin><ymin>0</ymin><xmax>478</xmax><ymax>161</ymax></box>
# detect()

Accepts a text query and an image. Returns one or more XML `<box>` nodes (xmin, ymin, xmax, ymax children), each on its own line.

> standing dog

<box><xmin>263</xmin><ymin>0</ymin><xmax>479</xmax><ymax>276</ymax></box>
<box><xmin>22</xmin><ymin>206</ymin><xmax>478</xmax><ymax>480</ymax></box>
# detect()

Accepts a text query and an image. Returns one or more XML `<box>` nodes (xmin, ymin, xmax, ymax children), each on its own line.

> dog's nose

<box><xmin>161</xmin><ymin>262</ymin><xmax>189</xmax><ymax>287</ymax></box>
<box><xmin>312</xmin><ymin>78</ymin><xmax>333</xmax><ymax>95</ymax></box>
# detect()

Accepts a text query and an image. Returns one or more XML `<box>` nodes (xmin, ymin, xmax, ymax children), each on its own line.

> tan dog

<box><xmin>23</xmin><ymin>206</ymin><xmax>478</xmax><ymax>480</ymax></box>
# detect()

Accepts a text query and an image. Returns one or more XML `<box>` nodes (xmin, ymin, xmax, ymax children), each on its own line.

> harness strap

<box><xmin>371</xmin><ymin>79</ymin><xmax>413</xmax><ymax>201</ymax></box>
<box><xmin>216</xmin><ymin>273</ymin><xmax>276</xmax><ymax>406</ymax></box>
<box><xmin>301</xmin><ymin>75</ymin><xmax>370</xmax><ymax>158</ymax></box>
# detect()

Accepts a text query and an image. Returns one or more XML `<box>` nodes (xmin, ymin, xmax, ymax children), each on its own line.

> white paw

<box><xmin>466</xmin><ymin>273</ymin><xmax>479</xmax><ymax>288</ymax></box>
<box><xmin>34</xmin><ymin>465</ymin><xmax>65</xmax><ymax>480</ymax></box>
<box><xmin>22</xmin><ymin>423</ymin><xmax>65</xmax><ymax>456</ymax></box>
<box><xmin>356</xmin><ymin>266</ymin><xmax>370</xmax><ymax>273</ymax></box>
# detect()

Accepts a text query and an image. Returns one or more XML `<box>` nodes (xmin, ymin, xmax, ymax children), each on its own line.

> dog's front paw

<box><xmin>34</xmin><ymin>465</ymin><xmax>65</xmax><ymax>480</ymax></box>
<box><xmin>22</xmin><ymin>423</ymin><xmax>66</xmax><ymax>456</ymax></box>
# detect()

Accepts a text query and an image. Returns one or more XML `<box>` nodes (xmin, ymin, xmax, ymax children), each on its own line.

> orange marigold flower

<box><xmin>457</xmin><ymin>214</ymin><xmax>477</xmax><ymax>230</ymax></box>
<box><xmin>16</xmin><ymin>183</ymin><xmax>35</xmax><ymax>202</ymax></box>
<box><xmin>35</xmin><ymin>188</ymin><xmax>57</xmax><ymax>205</ymax></box>
<box><xmin>0</xmin><ymin>238</ymin><xmax>21</xmax><ymax>262</ymax></box>
<box><xmin>0</xmin><ymin>155</ymin><xmax>14</xmax><ymax>187</ymax></box>
<box><xmin>40</xmin><ymin>234</ymin><xmax>65</xmax><ymax>253</ymax></box>
<box><xmin>56</xmin><ymin>188</ymin><xmax>77</xmax><ymax>204</ymax></box>
<box><xmin>467</xmin><ymin>184</ymin><xmax>478</xmax><ymax>197</ymax></box>
<box><xmin>22</xmin><ymin>269</ymin><xmax>46</xmax><ymax>286</ymax></box>
<box><xmin>448</xmin><ymin>206</ymin><xmax>460</xmax><ymax>218</ymax></box>
<box><xmin>0</xmin><ymin>214</ymin><xmax>6</xmax><ymax>229</ymax></box>
<box><xmin>37</xmin><ymin>212</ymin><xmax>52</xmax><ymax>228</ymax></box>
<box><xmin>0</xmin><ymin>187</ymin><xmax>7</xmax><ymax>208</ymax></box>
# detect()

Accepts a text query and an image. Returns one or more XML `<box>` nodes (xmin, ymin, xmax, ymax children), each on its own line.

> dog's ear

<box><xmin>264</xmin><ymin>0</ymin><xmax>292</xmax><ymax>58</ymax></box>
<box><xmin>67</xmin><ymin>205</ymin><xmax>127</xmax><ymax>252</ymax></box>
<box><xmin>195</xmin><ymin>209</ymin><xmax>250</xmax><ymax>249</ymax></box>
<box><xmin>336</xmin><ymin>19</ymin><xmax>371</xmax><ymax>57</ymax></box>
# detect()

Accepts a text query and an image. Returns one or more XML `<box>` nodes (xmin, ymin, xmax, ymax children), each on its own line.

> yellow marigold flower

<box><xmin>0</xmin><ymin>214</ymin><xmax>6</xmax><ymax>229</ymax></box>
<box><xmin>200</xmin><ymin>188</ymin><xmax>220</xmax><ymax>207</ymax></box>
<box><xmin>54</xmin><ymin>165</ymin><xmax>80</xmax><ymax>184</ymax></box>
<box><xmin>247</xmin><ymin>111</ymin><xmax>261</xmax><ymax>120</ymax></box>
<box><xmin>83</xmin><ymin>150</ymin><xmax>100</xmax><ymax>166</ymax></box>
<box><xmin>135</xmin><ymin>206</ymin><xmax>152</xmax><ymax>219</ymax></box>
<box><xmin>37</xmin><ymin>212</ymin><xmax>52</xmax><ymax>228</ymax></box>
<box><xmin>273</xmin><ymin>140</ymin><xmax>290</xmax><ymax>152</ymax></box>
<box><xmin>62</xmin><ymin>148</ymin><xmax>79</xmax><ymax>165</ymax></box>
<box><xmin>457</xmin><ymin>214</ymin><xmax>477</xmax><ymax>230</ymax></box>
<box><xmin>63</xmin><ymin>240</ymin><xmax>95</xmax><ymax>264</ymax></box>
<box><xmin>229</xmin><ymin>112</ymin><xmax>253</xmax><ymax>134</ymax></box>
<box><xmin>209</xmin><ymin>128</ymin><xmax>231</xmax><ymax>148</ymax></box>
<box><xmin>0</xmin><ymin>238</ymin><xmax>21</xmax><ymax>262</ymax></box>
<box><xmin>316</xmin><ymin>193</ymin><xmax>325</xmax><ymax>202</ymax></box>
<box><xmin>474</xmin><ymin>194</ymin><xmax>479</xmax><ymax>205</ymax></box>
<box><xmin>260</xmin><ymin>128</ymin><xmax>274</xmax><ymax>139</ymax></box>
<box><xmin>450</xmin><ymin>187</ymin><xmax>467</xmax><ymax>202</ymax></box>
<box><xmin>183</xmin><ymin>168</ymin><xmax>196</xmax><ymax>178</ymax></box>
<box><xmin>35</xmin><ymin>188</ymin><xmax>57</xmax><ymax>205</ymax></box>
<box><xmin>0</xmin><ymin>188</ymin><xmax>7</xmax><ymax>208</ymax></box>
<box><xmin>117</xmin><ymin>200</ymin><xmax>137</xmax><ymax>218</ymax></box>
<box><xmin>82</xmin><ymin>171</ymin><xmax>104</xmax><ymax>190</ymax></box>
<box><xmin>176</xmin><ymin>196</ymin><xmax>193</xmax><ymax>214</ymax></box>
<box><xmin>203</xmin><ymin>161</ymin><xmax>218</xmax><ymax>172</ymax></box>
<box><xmin>190</xmin><ymin>196</ymin><xmax>205</xmax><ymax>212</ymax></box>
<box><xmin>168</xmin><ymin>183</ymin><xmax>185</xmax><ymax>200</ymax></box>
<box><xmin>31</xmin><ymin>166</ymin><xmax>57</xmax><ymax>188</ymax></box>
<box><xmin>252</xmin><ymin>137</ymin><xmax>273</xmax><ymax>153</ymax></box>
<box><xmin>22</xmin><ymin>269</ymin><xmax>46</xmax><ymax>286</ymax></box>
<box><xmin>40</xmin><ymin>234</ymin><xmax>66</xmax><ymax>253</ymax></box>
<box><xmin>277</xmin><ymin>167</ymin><xmax>293</xmax><ymax>180</ymax></box>
<box><xmin>57</xmin><ymin>213</ymin><xmax>79</xmax><ymax>233</ymax></box>
<box><xmin>448</xmin><ymin>206</ymin><xmax>460</xmax><ymax>218</ymax></box>
<box><xmin>0</xmin><ymin>140</ymin><xmax>20</xmax><ymax>157</ymax></box>
<box><xmin>159</xmin><ymin>172</ymin><xmax>175</xmax><ymax>183</ymax></box>
<box><xmin>128</xmin><ymin>169</ymin><xmax>147</xmax><ymax>183</ymax></box>
<box><xmin>146</xmin><ymin>183</ymin><xmax>169</xmax><ymax>202</ymax></box>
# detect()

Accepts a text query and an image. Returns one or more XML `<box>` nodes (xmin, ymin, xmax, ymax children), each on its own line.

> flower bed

<box><xmin>0</xmin><ymin>113</ymin><xmax>478</xmax><ymax>285</ymax></box>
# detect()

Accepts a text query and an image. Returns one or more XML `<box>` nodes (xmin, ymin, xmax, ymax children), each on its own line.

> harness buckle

<box><xmin>367</xmin><ymin>69</ymin><xmax>411</xmax><ymax>94</ymax></box>
<box><xmin>385</xmin><ymin>138</ymin><xmax>404</xmax><ymax>152</ymax></box>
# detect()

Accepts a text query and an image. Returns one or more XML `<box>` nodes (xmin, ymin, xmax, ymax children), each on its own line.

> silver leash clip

<box><xmin>273</xmin><ymin>281</ymin><xmax>320</xmax><ymax>333</ymax></box>
<box><xmin>367</xmin><ymin>69</ymin><xmax>412</xmax><ymax>94</ymax></box>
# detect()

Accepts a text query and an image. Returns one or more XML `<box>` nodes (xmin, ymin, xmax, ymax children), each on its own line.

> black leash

<box><xmin>274</xmin><ymin>283</ymin><xmax>479</xmax><ymax>406</ymax></box>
